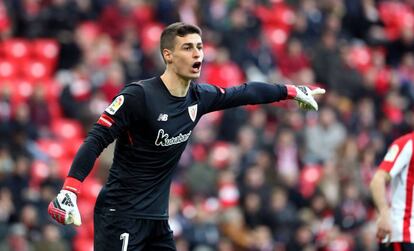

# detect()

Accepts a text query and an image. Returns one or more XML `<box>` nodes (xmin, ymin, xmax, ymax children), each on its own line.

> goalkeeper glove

<box><xmin>286</xmin><ymin>85</ymin><xmax>326</xmax><ymax>111</ymax></box>
<box><xmin>48</xmin><ymin>177</ymin><xmax>82</xmax><ymax>226</ymax></box>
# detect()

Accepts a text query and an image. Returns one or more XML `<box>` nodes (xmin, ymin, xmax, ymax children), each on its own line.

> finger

<box><xmin>376</xmin><ymin>232</ymin><xmax>384</xmax><ymax>241</ymax></box>
<box><xmin>387</xmin><ymin>231</ymin><xmax>391</xmax><ymax>246</ymax></box>
<box><xmin>71</xmin><ymin>210</ymin><xmax>82</xmax><ymax>226</ymax></box>
<box><xmin>310</xmin><ymin>88</ymin><xmax>326</xmax><ymax>95</ymax></box>
<box><xmin>65</xmin><ymin>213</ymin><xmax>74</xmax><ymax>225</ymax></box>
<box><xmin>386</xmin><ymin>235</ymin><xmax>391</xmax><ymax>247</ymax></box>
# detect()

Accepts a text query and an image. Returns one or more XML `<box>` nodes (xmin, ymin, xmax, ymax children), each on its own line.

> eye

<box><xmin>184</xmin><ymin>47</ymin><xmax>191</xmax><ymax>51</ymax></box>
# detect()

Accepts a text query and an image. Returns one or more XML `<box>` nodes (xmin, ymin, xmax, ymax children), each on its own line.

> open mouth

<box><xmin>192</xmin><ymin>62</ymin><xmax>202</xmax><ymax>71</ymax></box>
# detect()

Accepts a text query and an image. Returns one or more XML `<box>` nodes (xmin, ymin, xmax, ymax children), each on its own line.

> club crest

<box><xmin>188</xmin><ymin>104</ymin><xmax>198</xmax><ymax>122</ymax></box>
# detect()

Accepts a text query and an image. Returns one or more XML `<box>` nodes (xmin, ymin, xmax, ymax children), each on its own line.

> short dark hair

<box><xmin>160</xmin><ymin>22</ymin><xmax>202</xmax><ymax>59</ymax></box>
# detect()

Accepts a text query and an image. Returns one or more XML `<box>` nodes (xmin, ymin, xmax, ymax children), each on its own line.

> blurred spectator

<box><xmin>33</xmin><ymin>224</ymin><xmax>69</xmax><ymax>251</ymax></box>
<box><xmin>265</xmin><ymin>186</ymin><xmax>298</xmax><ymax>243</ymax></box>
<box><xmin>100</xmin><ymin>62</ymin><xmax>124</xmax><ymax>102</ymax></box>
<box><xmin>98</xmin><ymin>0</ymin><xmax>135</xmax><ymax>42</ymax></box>
<box><xmin>278</xmin><ymin>37</ymin><xmax>311</xmax><ymax>79</ymax></box>
<box><xmin>304</xmin><ymin>106</ymin><xmax>346</xmax><ymax>163</ymax></box>
<box><xmin>28</xmin><ymin>85</ymin><xmax>51</xmax><ymax>137</ymax></box>
<box><xmin>184</xmin><ymin>157</ymin><xmax>218</xmax><ymax>197</ymax></box>
<box><xmin>274</xmin><ymin>128</ymin><xmax>299</xmax><ymax>185</ymax></box>
<box><xmin>334</xmin><ymin>182</ymin><xmax>368</xmax><ymax>232</ymax></box>
<box><xmin>242</xmin><ymin>192</ymin><xmax>265</xmax><ymax>229</ymax></box>
<box><xmin>222</xmin><ymin>5</ymin><xmax>261</xmax><ymax>70</ymax></box>
<box><xmin>12</xmin><ymin>0</ymin><xmax>44</xmax><ymax>38</ymax></box>
<box><xmin>219</xmin><ymin>207</ymin><xmax>254</xmax><ymax>250</ymax></box>
<box><xmin>387</xmin><ymin>26</ymin><xmax>414</xmax><ymax>66</ymax></box>
<box><xmin>183</xmin><ymin>201</ymin><xmax>220</xmax><ymax>250</ymax></box>
<box><xmin>19</xmin><ymin>204</ymin><xmax>41</xmax><ymax>242</ymax></box>
<box><xmin>286</xmin><ymin>223</ymin><xmax>315</xmax><ymax>251</ymax></box>
<box><xmin>251</xmin><ymin>225</ymin><xmax>275</xmax><ymax>251</ymax></box>
<box><xmin>0</xmin><ymin>223</ymin><xmax>33</xmax><ymax>251</ymax></box>
<box><xmin>177</xmin><ymin>0</ymin><xmax>200</xmax><ymax>26</ymax></box>
<box><xmin>3</xmin><ymin>155</ymin><xmax>31</xmax><ymax>217</ymax></box>
<box><xmin>0</xmin><ymin>145</ymin><xmax>13</xmax><ymax>176</ymax></box>
<box><xmin>0</xmin><ymin>188</ymin><xmax>14</xmax><ymax>234</ymax></box>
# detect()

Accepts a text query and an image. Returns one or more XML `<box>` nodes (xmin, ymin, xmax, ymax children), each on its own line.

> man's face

<box><xmin>166</xmin><ymin>33</ymin><xmax>203</xmax><ymax>80</ymax></box>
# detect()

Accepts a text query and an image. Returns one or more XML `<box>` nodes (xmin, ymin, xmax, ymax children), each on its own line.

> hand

<box><xmin>376</xmin><ymin>211</ymin><xmax>391</xmax><ymax>243</ymax></box>
<box><xmin>286</xmin><ymin>85</ymin><xmax>326</xmax><ymax>111</ymax></box>
<box><xmin>48</xmin><ymin>189</ymin><xmax>82</xmax><ymax>226</ymax></box>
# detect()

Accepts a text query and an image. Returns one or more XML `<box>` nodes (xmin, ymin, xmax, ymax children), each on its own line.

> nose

<box><xmin>193</xmin><ymin>48</ymin><xmax>202</xmax><ymax>58</ymax></box>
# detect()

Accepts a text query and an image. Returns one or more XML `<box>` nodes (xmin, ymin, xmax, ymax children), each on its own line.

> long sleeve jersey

<box><xmin>68</xmin><ymin>76</ymin><xmax>288</xmax><ymax>219</ymax></box>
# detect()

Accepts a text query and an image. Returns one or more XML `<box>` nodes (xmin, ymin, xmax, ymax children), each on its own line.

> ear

<box><xmin>163</xmin><ymin>48</ymin><xmax>173</xmax><ymax>64</ymax></box>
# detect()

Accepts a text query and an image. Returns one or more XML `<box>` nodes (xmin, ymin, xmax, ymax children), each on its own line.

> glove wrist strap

<box><xmin>63</xmin><ymin>177</ymin><xmax>82</xmax><ymax>195</ymax></box>
<box><xmin>285</xmin><ymin>85</ymin><xmax>297</xmax><ymax>99</ymax></box>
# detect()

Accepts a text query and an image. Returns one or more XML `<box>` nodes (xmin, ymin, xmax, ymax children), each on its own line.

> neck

<box><xmin>160</xmin><ymin>70</ymin><xmax>191</xmax><ymax>97</ymax></box>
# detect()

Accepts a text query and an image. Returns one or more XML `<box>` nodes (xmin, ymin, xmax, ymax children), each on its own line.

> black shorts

<box><xmin>94</xmin><ymin>210</ymin><xmax>176</xmax><ymax>251</ymax></box>
<box><xmin>379</xmin><ymin>243</ymin><xmax>414</xmax><ymax>251</ymax></box>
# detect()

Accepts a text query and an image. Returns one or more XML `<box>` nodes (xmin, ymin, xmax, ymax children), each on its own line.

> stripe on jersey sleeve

<box><xmin>97</xmin><ymin>113</ymin><xmax>115</xmax><ymax>128</ymax></box>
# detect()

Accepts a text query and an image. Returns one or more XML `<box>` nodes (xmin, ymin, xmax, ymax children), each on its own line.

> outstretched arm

<box><xmin>198</xmin><ymin>81</ymin><xmax>325</xmax><ymax>113</ymax></box>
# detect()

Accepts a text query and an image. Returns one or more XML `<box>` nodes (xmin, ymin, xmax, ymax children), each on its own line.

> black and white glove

<box><xmin>286</xmin><ymin>85</ymin><xmax>326</xmax><ymax>111</ymax></box>
<box><xmin>48</xmin><ymin>177</ymin><xmax>82</xmax><ymax>226</ymax></box>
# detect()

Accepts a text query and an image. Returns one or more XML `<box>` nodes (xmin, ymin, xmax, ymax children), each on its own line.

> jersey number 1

<box><xmin>120</xmin><ymin>233</ymin><xmax>129</xmax><ymax>251</ymax></box>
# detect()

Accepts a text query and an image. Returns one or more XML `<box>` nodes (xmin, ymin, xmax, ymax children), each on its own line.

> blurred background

<box><xmin>0</xmin><ymin>0</ymin><xmax>413</xmax><ymax>250</ymax></box>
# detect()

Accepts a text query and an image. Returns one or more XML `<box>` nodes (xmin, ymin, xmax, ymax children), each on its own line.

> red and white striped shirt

<box><xmin>379</xmin><ymin>132</ymin><xmax>414</xmax><ymax>243</ymax></box>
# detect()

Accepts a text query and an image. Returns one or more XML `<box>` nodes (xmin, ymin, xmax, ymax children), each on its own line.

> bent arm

<box><xmin>370</xmin><ymin>170</ymin><xmax>391</xmax><ymax>214</ymax></box>
<box><xmin>68</xmin><ymin>125</ymin><xmax>117</xmax><ymax>181</ymax></box>
<box><xmin>65</xmin><ymin>86</ymin><xmax>144</xmax><ymax>189</ymax></box>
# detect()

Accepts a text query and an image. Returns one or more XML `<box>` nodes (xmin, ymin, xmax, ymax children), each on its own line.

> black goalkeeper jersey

<box><xmin>68</xmin><ymin>76</ymin><xmax>287</xmax><ymax>219</ymax></box>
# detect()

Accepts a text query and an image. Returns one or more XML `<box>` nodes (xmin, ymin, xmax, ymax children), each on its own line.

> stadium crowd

<box><xmin>0</xmin><ymin>0</ymin><xmax>413</xmax><ymax>250</ymax></box>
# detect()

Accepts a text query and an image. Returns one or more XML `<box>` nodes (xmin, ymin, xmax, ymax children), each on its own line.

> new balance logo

<box><xmin>157</xmin><ymin>113</ymin><xmax>168</xmax><ymax>121</ymax></box>
<box><xmin>61</xmin><ymin>194</ymin><xmax>74</xmax><ymax>207</ymax></box>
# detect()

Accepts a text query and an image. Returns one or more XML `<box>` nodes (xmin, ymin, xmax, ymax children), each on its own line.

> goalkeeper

<box><xmin>48</xmin><ymin>22</ymin><xmax>325</xmax><ymax>251</ymax></box>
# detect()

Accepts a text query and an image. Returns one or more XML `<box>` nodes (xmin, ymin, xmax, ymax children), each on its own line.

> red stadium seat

<box><xmin>32</xmin><ymin>39</ymin><xmax>59</xmax><ymax>65</ymax></box>
<box><xmin>51</xmin><ymin>118</ymin><xmax>85</xmax><ymax>140</ymax></box>
<box><xmin>79</xmin><ymin>177</ymin><xmax>102</xmax><ymax>202</ymax></box>
<box><xmin>56</xmin><ymin>157</ymin><xmax>72</xmax><ymax>179</ymax></box>
<box><xmin>139</xmin><ymin>22</ymin><xmax>164</xmax><ymax>52</ymax></box>
<box><xmin>48</xmin><ymin>101</ymin><xmax>63</xmax><ymax>119</ymax></box>
<box><xmin>13</xmin><ymin>79</ymin><xmax>33</xmax><ymax>102</ymax></box>
<box><xmin>3</xmin><ymin>39</ymin><xmax>31</xmax><ymax>62</ymax></box>
<box><xmin>63</xmin><ymin>137</ymin><xmax>84</xmax><ymax>158</ymax></box>
<box><xmin>0</xmin><ymin>60</ymin><xmax>17</xmax><ymax>79</ymax></box>
<box><xmin>22</xmin><ymin>60</ymin><xmax>52</xmax><ymax>81</ymax></box>
<box><xmin>30</xmin><ymin>160</ymin><xmax>50</xmax><ymax>188</ymax></box>
<box><xmin>201</xmin><ymin>62</ymin><xmax>245</xmax><ymax>88</ymax></box>
<box><xmin>36</xmin><ymin>139</ymin><xmax>66</xmax><ymax>160</ymax></box>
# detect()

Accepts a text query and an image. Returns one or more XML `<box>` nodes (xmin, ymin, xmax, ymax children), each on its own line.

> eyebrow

<box><xmin>181</xmin><ymin>42</ymin><xmax>203</xmax><ymax>47</ymax></box>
